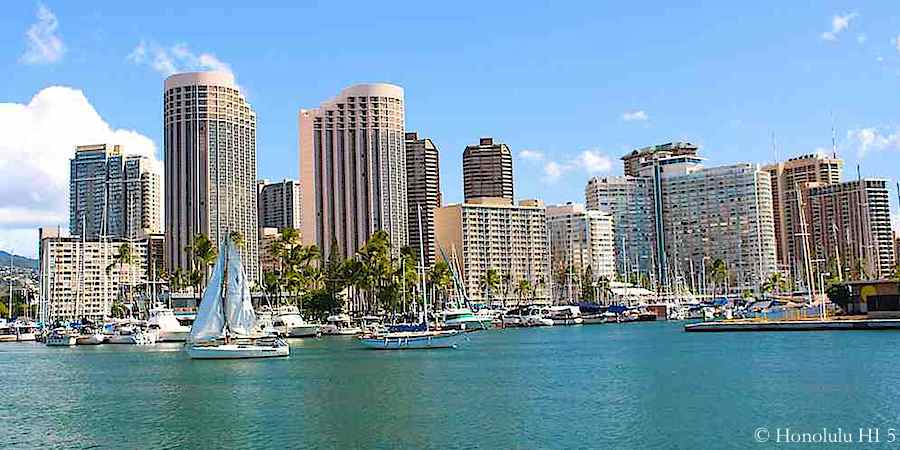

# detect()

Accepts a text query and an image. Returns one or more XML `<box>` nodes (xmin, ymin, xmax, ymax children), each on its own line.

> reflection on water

<box><xmin>2</xmin><ymin>323</ymin><xmax>899</xmax><ymax>449</ymax></box>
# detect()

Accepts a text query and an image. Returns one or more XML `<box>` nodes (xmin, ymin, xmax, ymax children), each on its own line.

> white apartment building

<box><xmin>38</xmin><ymin>228</ymin><xmax>149</xmax><ymax>323</ymax></box>
<box><xmin>547</xmin><ymin>203</ymin><xmax>616</xmax><ymax>287</ymax></box>
<box><xmin>434</xmin><ymin>198</ymin><xmax>550</xmax><ymax>304</ymax></box>
<box><xmin>584</xmin><ymin>176</ymin><xmax>655</xmax><ymax>278</ymax></box>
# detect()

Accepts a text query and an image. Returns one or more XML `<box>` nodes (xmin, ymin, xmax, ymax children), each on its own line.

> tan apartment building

<box><xmin>299</xmin><ymin>84</ymin><xmax>407</xmax><ymax>258</ymax></box>
<box><xmin>546</xmin><ymin>203</ymin><xmax>616</xmax><ymax>296</ymax></box>
<box><xmin>434</xmin><ymin>198</ymin><xmax>550</xmax><ymax>304</ymax></box>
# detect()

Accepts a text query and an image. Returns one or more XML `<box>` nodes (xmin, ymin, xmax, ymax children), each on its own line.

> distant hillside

<box><xmin>0</xmin><ymin>251</ymin><xmax>38</xmax><ymax>270</ymax></box>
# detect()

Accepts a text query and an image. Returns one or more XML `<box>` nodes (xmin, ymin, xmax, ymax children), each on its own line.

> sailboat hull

<box><xmin>358</xmin><ymin>331</ymin><xmax>465</xmax><ymax>350</ymax></box>
<box><xmin>188</xmin><ymin>342</ymin><xmax>290</xmax><ymax>359</ymax></box>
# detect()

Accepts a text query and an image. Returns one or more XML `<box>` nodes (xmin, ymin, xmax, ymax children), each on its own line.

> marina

<box><xmin>3</xmin><ymin>321</ymin><xmax>899</xmax><ymax>449</ymax></box>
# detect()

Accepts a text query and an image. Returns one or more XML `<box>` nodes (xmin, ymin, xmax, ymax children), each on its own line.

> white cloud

<box><xmin>518</xmin><ymin>149</ymin><xmax>545</xmax><ymax>161</ymax></box>
<box><xmin>128</xmin><ymin>40</ymin><xmax>234</xmax><ymax>79</ymax></box>
<box><xmin>20</xmin><ymin>3</ymin><xmax>64</xmax><ymax>64</ymax></box>
<box><xmin>540</xmin><ymin>149</ymin><xmax>612</xmax><ymax>183</ymax></box>
<box><xmin>847</xmin><ymin>127</ymin><xmax>900</xmax><ymax>157</ymax></box>
<box><xmin>857</xmin><ymin>34</ymin><xmax>867</xmax><ymax>44</ymax></box>
<box><xmin>622</xmin><ymin>110</ymin><xmax>648</xmax><ymax>122</ymax></box>
<box><xmin>0</xmin><ymin>87</ymin><xmax>160</xmax><ymax>257</ymax></box>
<box><xmin>821</xmin><ymin>12</ymin><xmax>858</xmax><ymax>41</ymax></box>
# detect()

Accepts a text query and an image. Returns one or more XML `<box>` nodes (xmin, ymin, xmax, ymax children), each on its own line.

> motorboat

<box><xmin>76</xmin><ymin>326</ymin><xmax>106</xmax><ymax>345</ymax></box>
<box><xmin>273</xmin><ymin>306</ymin><xmax>320</xmax><ymax>338</ymax></box>
<box><xmin>186</xmin><ymin>234</ymin><xmax>289</xmax><ymax>359</ymax></box>
<box><xmin>441</xmin><ymin>308</ymin><xmax>492</xmax><ymax>331</ymax></box>
<box><xmin>0</xmin><ymin>323</ymin><xmax>18</xmax><ymax>342</ymax></box>
<box><xmin>321</xmin><ymin>314</ymin><xmax>362</xmax><ymax>336</ymax></box>
<box><xmin>524</xmin><ymin>306</ymin><xmax>554</xmax><ymax>327</ymax></box>
<box><xmin>46</xmin><ymin>328</ymin><xmax>77</xmax><ymax>346</ymax></box>
<box><xmin>106</xmin><ymin>324</ymin><xmax>158</xmax><ymax>345</ymax></box>
<box><xmin>500</xmin><ymin>307</ymin><xmax>529</xmax><ymax>327</ymax></box>
<box><xmin>358</xmin><ymin>315</ymin><xmax>386</xmax><ymax>334</ymax></box>
<box><xmin>358</xmin><ymin>330</ymin><xmax>466</xmax><ymax>349</ymax></box>
<box><xmin>547</xmin><ymin>305</ymin><xmax>584</xmax><ymax>326</ymax></box>
<box><xmin>148</xmin><ymin>306</ymin><xmax>191</xmax><ymax>342</ymax></box>
<box><xmin>14</xmin><ymin>322</ymin><xmax>38</xmax><ymax>341</ymax></box>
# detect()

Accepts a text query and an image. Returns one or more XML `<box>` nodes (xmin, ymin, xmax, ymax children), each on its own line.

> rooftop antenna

<box><xmin>830</xmin><ymin>110</ymin><xmax>837</xmax><ymax>159</ymax></box>
<box><xmin>771</xmin><ymin>131</ymin><xmax>778</xmax><ymax>164</ymax></box>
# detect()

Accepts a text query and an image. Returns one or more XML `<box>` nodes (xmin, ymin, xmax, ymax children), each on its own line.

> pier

<box><xmin>684</xmin><ymin>317</ymin><xmax>900</xmax><ymax>332</ymax></box>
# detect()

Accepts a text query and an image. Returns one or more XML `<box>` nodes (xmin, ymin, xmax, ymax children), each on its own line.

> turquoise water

<box><xmin>2</xmin><ymin>322</ymin><xmax>899</xmax><ymax>449</ymax></box>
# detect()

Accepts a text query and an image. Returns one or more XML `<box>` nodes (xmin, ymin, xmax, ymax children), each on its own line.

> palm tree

<box><xmin>428</xmin><ymin>261</ymin><xmax>453</xmax><ymax>308</ymax></box>
<box><xmin>481</xmin><ymin>268</ymin><xmax>502</xmax><ymax>307</ymax></box>
<box><xmin>761</xmin><ymin>271</ymin><xmax>786</xmax><ymax>295</ymax></box>
<box><xmin>709</xmin><ymin>258</ymin><xmax>728</xmax><ymax>296</ymax></box>
<box><xmin>185</xmin><ymin>234</ymin><xmax>217</xmax><ymax>293</ymax></box>
<box><xmin>106</xmin><ymin>243</ymin><xmax>135</xmax><ymax>306</ymax></box>
<box><xmin>515</xmin><ymin>278</ymin><xmax>533</xmax><ymax>307</ymax></box>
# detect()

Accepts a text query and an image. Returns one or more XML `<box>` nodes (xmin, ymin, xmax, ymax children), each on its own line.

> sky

<box><xmin>1</xmin><ymin>1</ymin><xmax>899</xmax><ymax>258</ymax></box>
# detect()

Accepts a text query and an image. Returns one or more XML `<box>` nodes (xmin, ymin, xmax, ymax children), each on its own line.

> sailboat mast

<box><xmin>222</xmin><ymin>238</ymin><xmax>230</xmax><ymax>340</ymax></box>
<box><xmin>417</xmin><ymin>204</ymin><xmax>428</xmax><ymax>332</ymax></box>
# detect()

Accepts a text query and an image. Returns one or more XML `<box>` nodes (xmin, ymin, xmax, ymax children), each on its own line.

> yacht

<box><xmin>0</xmin><ymin>323</ymin><xmax>17</xmax><ymax>342</ymax></box>
<box><xmin>273</xmin><ymin>306</ymin><xmax>320</xmax><ymax>338</ymax></box>
<box><xmin>547</xmin><ymin>305</ymin><xmax>584</xmax><ymax>326</ymax></box>
<box><xmin>441</xmin><ymin>308</ymin><xmax>492</xmax><ymax>331</ymax></box>
<box><xmin>106</xmin><ymin>323</ymin><xmax>158</xmax><ymax>345</ymax></box>
<box><xmin>321</xmin><ymin>314</ymin><xmax>362</xmax><ymax>335</ymax></box>
<box><xmin>14</xmin><ymin>322</ymin><xmax>38</xmax><ymax>341</ymax></box>
<box><xmin>524</xmin><ymin>306</ymin><xmax>554</xmax><ymax>327</ymax></box>
<box><xmin>358</xmin><ymin>315</ymin><xmax>386</xmax><ymax>334</ymax></box>
<box><xmin>186</xmin><ymin>234</ymin><xmax>289</xmax><ymax>359</ymax></box>
<box><xmin>46</xmin><ymin>328</ymin><xmax>78</xmax><ymax>346</ymax></box>
<box><xmin>76</xmin><ymin>326</ymin><xmax>106</xmax><ymax>345</ymax></box>
<box><xmin>148</xmin><ymin>306</ymin><xmax>191</xmax><ymax>342</ymax></box>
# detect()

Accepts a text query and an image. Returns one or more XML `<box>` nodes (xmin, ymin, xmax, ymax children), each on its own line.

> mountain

<box><xmin>0</xmin><ymin>251</ymin><xmax>38</xmax><ymax>270</ymax></box>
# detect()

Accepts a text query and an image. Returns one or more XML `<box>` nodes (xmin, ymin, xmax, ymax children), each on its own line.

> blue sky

<box><xmin>1</xmin><ymin>1</ymin><xmax>899</xmax><ymax>257</ymax></box>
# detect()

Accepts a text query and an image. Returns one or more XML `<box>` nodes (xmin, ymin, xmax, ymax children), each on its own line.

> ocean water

<box><xmin>2</xmin><ymin>322</ymin><xmax>899</xmax><ymax>449</ymax></box>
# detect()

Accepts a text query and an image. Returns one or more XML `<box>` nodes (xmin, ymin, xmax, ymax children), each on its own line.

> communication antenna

<box><xmin>830</xmin><ymin>111</ymin><xmax>838</xmax><ymax>159</ymax></box>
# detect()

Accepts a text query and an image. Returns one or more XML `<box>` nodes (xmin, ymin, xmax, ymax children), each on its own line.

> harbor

<box><xmin>2</xmin><ymin>321</ymin><xmax>898</xmax><ymax>449</ymax></box>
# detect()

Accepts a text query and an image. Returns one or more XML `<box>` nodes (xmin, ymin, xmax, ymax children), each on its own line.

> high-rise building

<box><xmin>546</xmin><ymin>203</ymin><xmax>615</xmax><ymax>293</ymax></box>
<box><xmin>762</xmin><ymin>153</ymin><xmax>843</xmax><ymax>281</ymax></box>
<box><xmin>621</xmin><ymin>141</ymin><xmax>699</xmax><ymax>177</ymax></box>
<box><xmin>805</xmin><ymin>179</ymin><xmax>895</xmax><ymax>280</ymax></box>
<box><xmin>164</xmin><ymin>71</ymin><xmax>259</xmax><ymax>282</ymax></box>
<box><xmin>69</xmin><ymin>144</ymin><xmax>161</xmax><ymax>240</ymax></box>
<box><xmin>462</xmin><ymin>137</ymin><xmax>514</xmax><ymax>203</ymax></box>
<box><xmin>257</xmin><ymin>179</ymin><xmax>302</xmax><ymax>231</ymax></box>
<box><xmin>38</xmin><ymin>227</ymin><xmax>149</xmax><ymax>323</ymax></box>
<box><xmin>646</xmin><ymin>159</ymin><xmax>778</xmax><ymax>291</ymax></box>
<box><xmin>434</xmin><ymin>198</ymin><xmax>550</xmax><ymax>304</ymax></box>
<box><xmin>584</xmin><ymin>176</ymin><xmax>655</xmax><ymax>277</ymax></box>
<box><xmin>405</xmin><ymin>131</ymin><xmax>441</xmax><ymax>266</ymax></box>
<box><xmin>259</xmin><ymin>227</ymin><xmax>284</xmax><ymax>276</ymax></box>
<box><xmin>299</xmin><ymin>84</ymin><xmax>407</xmax><ymax>258</ymax></box>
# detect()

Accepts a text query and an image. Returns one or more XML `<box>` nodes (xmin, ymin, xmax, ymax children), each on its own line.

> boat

<box><xmin>14</xmin><ymin>322</ymin><xmax>38</xmax><ymax>341</ymax></box>
<box><xmin>547</xmin><ymin>305</ymin><xmax>584</xmax><ymax>326</ymax></box>
<box><xmin>0</xmin><ymin>323</ymin><xmax>18</xmax><ymax>342</ymax></box>
<box><xmin>186</xmin><ymin>234</ymin><xmax>289</xmax><ymax>359</ymax></box>
<box><xmin>524</xmin><ymin>306</ymin><xmax>554</xmax><ymax>327</ymax></box>
<box><xmin>46</xmin><ymin>328</ymin><xmax>77</xmax><ymax>346</ymax></box>
<box><xmin>273</xmin><ymin>306</ymin><xmax>320</xmax><ymax>338</ymax></box>
<box><xmin>441</xmin><ymin>308</ymin><xmax>492</xmax><ymax>331</ymax></box>
<box><xmin>320</xmin><ymin>314</ymin><xmax>362</xmax><ymax>335</ymax></box>
<box><xmin>148</xmin><ymin>306</ymin><xmax>191</xmax><ymax>342</ymax></box>
<box><xmin>357</xmin><ymin>205</ymin><xmax>466</xmax><ymax>350</ymax></box>
<box><xmin>76</xmin><ymin>326</ymin><xmax>106</xmax><ymax>345</ymax></box>
<box><xmin>358</xmin><ymin>315</ymin><xmax>387</xmax><ymax>334</ymax></box>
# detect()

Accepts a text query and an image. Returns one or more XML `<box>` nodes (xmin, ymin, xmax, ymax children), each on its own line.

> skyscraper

<box><xmin>298</xmin><ymin>83</ymin><xmax>408</xmax><ymax>258</ymax></box>
<box><xmin>164</xmin><ymin>71</ymin><xmax>259</xmax><ymax>282</ymax></box>
<box><xmin>805</xmin><ymin>179</ymin><xmax>895</xmax><ymax>280</ymax></box>
<box><xmin>462</xmin><ymin>137</ymin><xmax>514</xmax><ymax>203</ymax></box>
<box><xmin>546</xmin><ymin>203</ymin><xmax>616</xmax><ymax>293</ymax></box>
<box><xmin>69</xmin><ymin>144</ymin><xmax>161</xmax><ymax>240</ymax></box>
<box><xmin>405</xmin><ymin>131</ymin><xmax>441</xmax><ymax>266</ymax></box>
<box><xmin>621</xmin><ymin>141</ymin><xmax>699</xmax><ymax>177</ymax></box>
<box><xmin>762</xmin><ymin>153</ymin><xmax>843</xmax><ymax>280</ymax></box>
<box><xmin>584</xmin><ymin>176</ymin><xmax>655</xmax><ymax>277</ymax></box>
<box><xmin>257</xmin><ymin>179</ymin><xmax>302</xmax><ymax>231</ymax></box>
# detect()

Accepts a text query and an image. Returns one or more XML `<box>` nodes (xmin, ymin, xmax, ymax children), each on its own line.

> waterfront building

<box><xmin>644</xmin><ymin>158</ymin><xmax>778</xmax><ymax>292</ymax></box>
<box><xmin>462</xmin><ymin>137</ymin><xmax>514</xmax><ymax>202</ymax></box>
<box><xmin>762</xmin><ymin>153</ymin><xmax>843</xmax><ymax>282</ymax></box>
<box><xmin>434</xmin><ymin>198</ymin><xmax>550</xmax><ymax>304</ymax></box>
<box><xmin>69</xmin><ymin>144</ymin><xmax>161</xmax><ymax>240</ymax></box>
<box><xmin>38</xmin><ymin>227</ymin><xmax>149</xmax><ymax>323</ymax></box>
<box><xmin>257</xmin><ymin>179</ymin><xmax>302</xmax><ymax>231</ymax></box>
<box><xmin>620</xmin><ymin>141</ymin><xmax>698</xmax><ymax>177</ymax></box>
<box><xmin>298</xmin><ymin>83</ymin><xmax>407</xmax><ymax>258</ymax></box>
<box><xmin>546</xmin><ymin>203</ymin><xmax>615</xmax><ymax>297</ymax></box>
<box><xmin>405</xmin><ymin>131</ymin><xmax>442</xmax><ymax>267</ymax></box>
<box><xmin>164</xmin><ymin>71</ymin><xmax>259</xmax><ymax>283</ymax></box>
<box><xmin>584</xmin><ymin>176</ymin><xmax>655</xmax><ymax>279</ymax></box>
<box><xmin>804</xmin><ymin>179</ymin><xmax>895</xmax><ymax>280</ymax></box>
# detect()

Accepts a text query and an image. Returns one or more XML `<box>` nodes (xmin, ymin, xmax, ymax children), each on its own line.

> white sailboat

<box><xmin>357</xmin><ymin>205</ymin><xmax>465</xmax><ymax>350</ymax></box>
<box><xmin>186</xmin><ymin>235</ymin><xmax>289</xmax><ymax>359</ymax></box>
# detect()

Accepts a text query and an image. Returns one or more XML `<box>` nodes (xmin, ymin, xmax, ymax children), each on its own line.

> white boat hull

<box><xmin>285</xmin><ymin>325</ymin><xmax>320</xmax><ymax>338</ymax></box>
<box><xmin>76</xmin><ymin>334</ymin><xmax>106</xmax><ymax>345</ymax></box>
<box><xmin>0</xmin><ymin>335</ymin><xmax>18</xmax><ymax>343</ymax></box>
<box><xmin>358</xmin><ymin>331</ymin><xmax>465</xmax><ymax>350</ymax></box>
<box><xmin>188</xmin><ymin>342</ymin><xmax>290</xmax><ymax>359</ymax></box>
<box><xmin>321</xmin><ymin>326</ymin><xmax>361</xmax><ymax>336</ymax></box>
<box><xmin>550</xmin><ymin>317</ymin><xmax>584</xmax><ymax>326</ymax></box>
<box><xmin>16</xmin><ymin>333</ymin><xmax>37</xmax><ymax>342</ymax></box>
<box><xmin>46</xmin><ymin>335</ymin><xmax>77</xmax><ymax>346</ymax></box>
<box><xmin>157</xmin><ymin>330</ymin><xmax>190</xmax><ymax>342</ymax></box>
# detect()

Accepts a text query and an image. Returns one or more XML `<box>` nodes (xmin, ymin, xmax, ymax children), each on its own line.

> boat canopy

<box><xmin>607</xmin><ymin>305</ymin><xmax>629</xmax><ymax>314</ymax></box>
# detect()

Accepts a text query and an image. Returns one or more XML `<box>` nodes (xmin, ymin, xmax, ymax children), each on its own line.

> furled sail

<box><xmin>223</xmin><ymin>236</ymin><xmax>257</xmax><ymax>336</ymax></box>
<box><xmin>188</xmin><ymin>241</ymin><xmax>227</xmax><ymax>342</ymax></box>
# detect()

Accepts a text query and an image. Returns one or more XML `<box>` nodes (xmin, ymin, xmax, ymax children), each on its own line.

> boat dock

<box><xmin>684</xmin><ymin>318</ymin><xmax>900</xmax><ymax>332</ymax></box>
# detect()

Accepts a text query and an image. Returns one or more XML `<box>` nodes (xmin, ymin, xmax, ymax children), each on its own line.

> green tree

<box><xmin>761</xmin><ymin>271</ymin><xmax>787</xmax><ymax>295</ymax></box>
<box><xmin>826</xmin><ymin>283</ymin><xmax>851</xmax><ymax>313</ymax></box>
<box><xmin>481</xmin><ymin>268</ymin><xmax>502</xmax><ymax>306</ymax></box>
<box><xmin>428</xmin><ymin>260</ymin><xmax>453</xmax><ymax>307</ymax></box>
<box><xmin>515</xmin><ymin>278</ymin><xmax>533</xmax><ymax>306</ymax></box>
<box><xmin>709</xmin><ymin>258</ymin><xmax>728</xmax><ymax>295</ymax></box>
<box><xmin>582</xmin><ymin>266</ymin><xmax>596</xmax><ymax>302</ymax></box>
<box><xmin>185</xmin><ymin>234</ymin><xmax>217</xmax><ymax>293</ymax></box>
